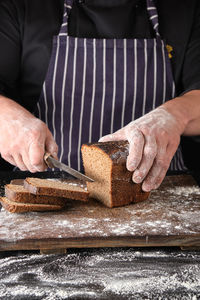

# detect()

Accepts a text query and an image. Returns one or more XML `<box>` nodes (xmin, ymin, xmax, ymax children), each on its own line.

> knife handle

<box><xmin>44</xmin><ymin>152</ymin><xmax>54</xmax><ymax>168</ymax></box>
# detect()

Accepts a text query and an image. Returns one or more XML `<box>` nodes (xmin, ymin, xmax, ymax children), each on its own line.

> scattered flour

<box><xmin>0</xmin><ymin>178</ymin><xmax>200</xmax><ymax>243</ymax></box>
<box><xmin>0</xmin><ymin>248</ymin><xmax>199</xmax><ymax>299</ymax></box>
<box><xmin>46</xmin><ymin>178</ymin><xmax>87</xmax><ymax>190</ymax></box>
<box><xmin>167</xmin><ymin>186</ymin><xmax>200</xmax><ymax>197</ymax></box>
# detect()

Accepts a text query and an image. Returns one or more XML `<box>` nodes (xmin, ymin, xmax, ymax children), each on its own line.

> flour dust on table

<box><xmin>1</xmin><ymin>175</ymin><xmax>200</xmax><ymax>244</ymax></box>
<box><xmin>0</xmin><ymin>248</ymin><xmax>200</xmax><ymax>300</ymax></box>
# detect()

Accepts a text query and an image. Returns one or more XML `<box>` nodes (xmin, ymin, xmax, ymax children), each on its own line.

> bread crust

<box><xmin>24</xmin><ymin>178</ymin><xmax>89</xmax><ymax>201</ymax></box>
<box><xmin>81</xmin><ymin>141</ymin><xmax>150</xmax><ymax>208</ymax></box>
<box><xmin>5</xmin><ymin>184</ymin><xmax>66</xmax><ymax>206</ymax></box>
<box><xmin>0</xmin><ymin>197</ymin><xmax>63</xmax><ymax>213</ymax></box>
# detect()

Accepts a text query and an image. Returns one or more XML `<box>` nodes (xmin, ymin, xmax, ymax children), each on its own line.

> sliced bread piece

<box><xmin>10</xmin><ymin>179</ymin><xmax>25</xmax><ymax>185</ymax></box>
<box><xmin>24</xmin><ymin>178</ymin><xmax>89</xmax><ymax>201</ymax></box>
<box><xmin>81</xmin><ymin>140</ymin><xmax>150</xmax><ymax>208</ymax></box>
<box><xmin>0</xmin><ymin>197</ymin><xmax>63</xmax><ymax>213</ymax></box>
<box><xmin>5</xmin><ymin>184</ymin><xmax>66</xmax><ymax>206</ymax></box>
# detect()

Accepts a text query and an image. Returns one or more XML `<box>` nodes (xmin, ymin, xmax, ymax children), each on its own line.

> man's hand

<box><xmin>0</xmin><ymin>96</ymin><xmax>58</xmax><ymax>172</ymax></box>
<box><xmin>99</xmin><ymin>106</ymin><xmax>186</xmax><ymax>192</ymax></box>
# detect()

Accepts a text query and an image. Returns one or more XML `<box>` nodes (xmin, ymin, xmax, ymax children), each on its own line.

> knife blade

<box><xmin>44</xmin><ymin>153</ymin><xmax>94</xmax><ymax>182</ymax></box>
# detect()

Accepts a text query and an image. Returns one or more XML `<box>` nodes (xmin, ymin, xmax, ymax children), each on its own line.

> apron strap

<box><xmin>60</xmin><ymin>0</ymin><xmax>161</xmax><ymax>37</ymax></box>
<box><xmin>146</xmin><ymin>0</ymin><xmax>160</xmax><ymax>37</ymax></box>
<box><xmin>59</xmin><ymin>0</ymin><xmax>73</xmax><ymax>36</ymax></box>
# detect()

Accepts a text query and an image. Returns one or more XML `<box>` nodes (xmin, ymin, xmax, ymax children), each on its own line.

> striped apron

<box><xmin>36</xmin><ymin>0</ymin><xmax>187</xmax><ymax>172</ymax></box>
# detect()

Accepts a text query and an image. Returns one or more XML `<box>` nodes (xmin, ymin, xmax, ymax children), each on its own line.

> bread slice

<box><xmin>10</xmin><ymin>179</ymin><xmax>25</xmax><ymax>185</ymax></box>
<box><xmin>81</xmin><ymin>141</ymin><xmax>150</xmax><ymax>208</ymax></box>
<box><xmin>5</xmin><ymin>184</ymin><xmax>66</xmax><ymax>206</ymax></box>
<box><xmin>0</xmin><ymin>197</ymin><xmax>63</xmax><ymax>213</ymax></box>
<box><xmin>24</xmin><ymin>178</ymin><xmax>89</xmax><ymax>201</ymax></box>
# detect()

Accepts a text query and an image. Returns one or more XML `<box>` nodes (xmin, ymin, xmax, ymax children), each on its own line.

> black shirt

<box><xmin>0</xmin><ymin>0</ymin><xmax>200</xmax><ymax>112</ymax></box>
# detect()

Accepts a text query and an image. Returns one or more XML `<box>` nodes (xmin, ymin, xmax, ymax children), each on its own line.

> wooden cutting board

<box><xmin>0</xmin><ymin>174</ymin><xmax>200</xmax><ymax>252</ymax></box>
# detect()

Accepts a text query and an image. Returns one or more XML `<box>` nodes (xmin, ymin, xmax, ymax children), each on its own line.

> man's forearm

<box><xmin>162</xmin><ymin>89</ymin><xmax>200</xmax><ymax>136</ymax></box>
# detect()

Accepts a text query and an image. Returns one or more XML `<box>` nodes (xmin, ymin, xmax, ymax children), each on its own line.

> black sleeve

<box><xmin>0</xmin><ymin>0</ymin><xmax>22</xmax><ymax>102</ymax></box>
<box><xmin>181</xmin><ymin>1</ymin><xmax>200</xmax><ymax>94</ymax></box>
<box><xmin>0</xmin><ymin>0</ymin><xmax>22</xmax><ymax>170</ymax></box>
<box><xmin>180</xmin><ymin>1</ymin><xmax>200</xmax><ymax>171</ymax></box>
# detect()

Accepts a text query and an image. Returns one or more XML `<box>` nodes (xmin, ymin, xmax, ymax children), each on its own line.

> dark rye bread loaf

<box><xmin>81</xmin><ymin>140</ymin><xmax>150</xmax><ymax>208</ymax></box>
<box><xmin>24</xmin><ymin>178</ymin><xmax>89</xmax><ymax>201</ymax></box>
<box><xmin>5</xmin><ymin>184</ymin><xmax>66</xmax><ymax>207</ymax></box>
<box><xmin>0</xmin><ymin>197</ymin><xmax>63</xmax><ymax>213</ymax></box>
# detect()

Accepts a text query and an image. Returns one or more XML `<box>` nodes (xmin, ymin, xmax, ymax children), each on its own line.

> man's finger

<box><xmin>12</xmin><ymin>153</ymin><xmax>27</xmax><ymax>171</ymax></box>
<box><xmin>98</xmin><ymin>129</ymin><xmax>126</xmax><ymax>142</ymax></box>
<box><xmin>45</xmin><ymin>132</ymin><xmax>58</xmax><ymax>159</ymax></box>
<box><xmin>141</xmin><ymin>144</ymin><xmax>170</xmax><ymax>191</ymax></box>
<box><xmin>21</xmin><ymin>150</ymin><xmax>38</xmax><ymax>173</ymax></box>
<box><xmin>126</xmin><ymin>129</ymin><xmax>144</xmax><ymax>171</ymax></box>
<box><xmin>142</xmin><ymin>167</ymin><xmax>167</xmax><ymax>192</ymax></box>
<box><xmin>1</xmin><ymin>152</ymin><xmax>16</xmax><ymax>167</ymax></box>
<box><xmin>28</xmin><ymin>141</ymin><xmax>46</xmax><ymax>172</ymax></box>
<box><xmin>132</xmin><ymin>134</ymin><xmax>157</xmax><ymax>183</ymax></box>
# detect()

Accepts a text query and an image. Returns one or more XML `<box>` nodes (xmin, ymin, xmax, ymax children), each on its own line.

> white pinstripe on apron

<box><xmin>35</xmin><ymin>0</ymin><xmax>187</xmax><ymax>172</ymax></box>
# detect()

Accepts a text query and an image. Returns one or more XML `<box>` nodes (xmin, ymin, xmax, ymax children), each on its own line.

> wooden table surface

<box><xmin>0</xmin><ymin>173</ymin><xmax>200</xmax><ymax>252</ymax></box>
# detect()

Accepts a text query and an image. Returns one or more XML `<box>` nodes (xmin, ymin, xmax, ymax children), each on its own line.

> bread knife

<box><xmin>44</xmin><ymin>153</ymin><xmax>94</xmax><ymax>182</ymax></box>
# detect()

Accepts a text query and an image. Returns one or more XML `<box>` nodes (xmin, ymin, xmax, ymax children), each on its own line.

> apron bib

<box><xmin>36</xmin><ymin>0</ymin><xmax>187</xmax><ymax>172</ymax></box>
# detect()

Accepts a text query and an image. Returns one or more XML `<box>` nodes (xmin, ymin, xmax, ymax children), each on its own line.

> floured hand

<box><xmin>99</xmin><ymin>107</ymin><xmax>186</xmax><ymax>192</ymax></box>
<box><xmin>0</xmin><ymin>96</ymin><xmax>58</xmax><ymax>172</ymax></box>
